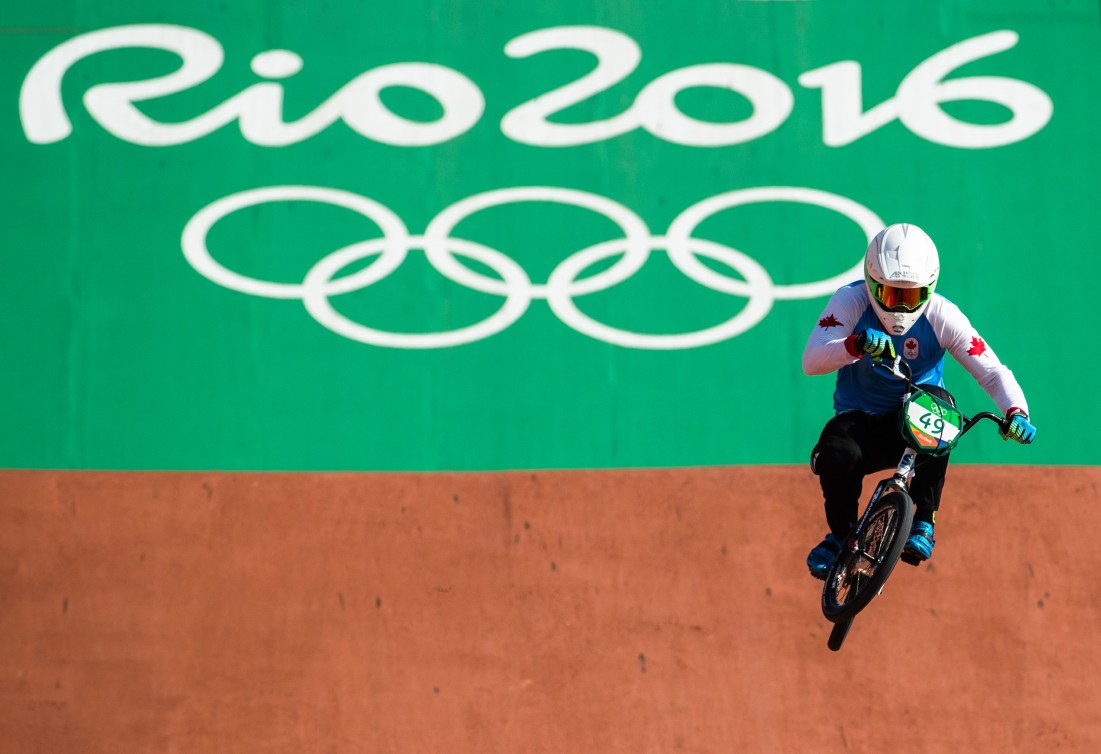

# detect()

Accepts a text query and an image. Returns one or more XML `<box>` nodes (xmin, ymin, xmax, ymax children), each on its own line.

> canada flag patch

<box><xmin>903</xmin><ymin>337</ymin><xmax>920</xmax><ymax>360</ymax></box>
<box><xmin>818</xmin><ymin>314</ymin><xmax>843</xmax><ymax>329</ymax></box>
<box><xmin>968</xmin><ymin>336</ymin><xmax>988</xmax><ymax>357</ymax></box>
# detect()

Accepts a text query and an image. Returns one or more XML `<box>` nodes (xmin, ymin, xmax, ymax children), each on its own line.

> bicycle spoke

<box><xmin>855</xmin><ymin>547</ymin><xmax>886</xmax><ymax>569</ymax></box>
<box><xmin>834</xmin><ymin>511</ymin><xmax>897</xmax><ymax>602</ymax></box>
<box><xmin>822</xmin><ymin>489</ymin><xmax>914</xmax><ymax>624</ymax></box>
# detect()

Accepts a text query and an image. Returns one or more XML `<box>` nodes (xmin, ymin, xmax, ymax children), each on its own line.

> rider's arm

<box><xmin>802</xmin><ymin>285</ymin><xmax>868</xmax><ymax>375</ymax></box>
<box><xmin>927</xmin><ymin>297</ymin><xmax>1030</xmax><ymax>416</ymax></box>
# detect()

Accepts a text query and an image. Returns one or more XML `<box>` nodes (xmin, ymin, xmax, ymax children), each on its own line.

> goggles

<box><xmin>866</xmin><ymin>273</ymin><xmax>932</xmax><ymax>312</ymax></box>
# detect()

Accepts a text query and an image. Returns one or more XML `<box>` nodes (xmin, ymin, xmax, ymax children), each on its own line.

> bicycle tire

<box><xmin>821</xmin><ymin>487</ymin><xmax>913</xmax><ymax>623</ymax></box>
<box><xmin>827</xmin><ymin>617</ymin><xmax>854</xmax><ymax>652</ymax></box>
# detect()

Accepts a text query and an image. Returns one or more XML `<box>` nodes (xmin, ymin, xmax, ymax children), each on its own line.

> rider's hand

<box><xmin>850</xmin><ymin>329</ymin><xmax>897</xmax><ymax>360</ymax></box>
<box><xmin>1001</xmin><ymin>409</ymin><xmax>1036</xmax><ymax>444</ymax></box>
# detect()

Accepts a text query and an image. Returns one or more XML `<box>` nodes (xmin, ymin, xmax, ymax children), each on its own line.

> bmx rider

<box><xmin>803</xmin><ymin>223</ymin><xmax>1036</xmax><ymax>579</ymax></box>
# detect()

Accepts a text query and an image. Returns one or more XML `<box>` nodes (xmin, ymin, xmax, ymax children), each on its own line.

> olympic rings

<box><xmin>666</xmin><ymin>186</ymin><xmax>878</xmax><ymax>300</ymax></box>
<box><xmin>181</xmin><ymin>184</ymin><xmax>884</xmax><ymax>349</ymax></box>
<box><xmin>302</xmin><ymin>237</ymin><xmax>532</xmax><ymax>349</ymax></box>
<box><xmin>545</xmin><ymin>236</ymin><xmax>774</xmax><ymax>350</ymax></box>
<box><xmin>182</xmin><ymin>185</ymin><xmax>410</xmax><ymax>299</ymax></box>
<box><xmin>423</xmin><ymin>186</ymin><xmax>651</xmax><ymax>298</ymax></box>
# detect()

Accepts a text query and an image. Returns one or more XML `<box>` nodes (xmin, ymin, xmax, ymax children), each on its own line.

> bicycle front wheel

<box><xmin>822</xmin><ymin>488</ymin><xmax>914</xmax><ymax>623</ymax></box>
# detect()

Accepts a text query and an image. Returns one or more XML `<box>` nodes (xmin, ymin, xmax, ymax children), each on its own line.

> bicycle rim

<box><xmin>822</xmin><ymin>489</ymin><xmax>914</xmax><ymax>622</ymax></box>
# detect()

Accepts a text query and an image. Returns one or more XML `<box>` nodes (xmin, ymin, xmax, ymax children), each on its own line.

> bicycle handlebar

<box><xmin>872</xmin><ymin>355</ymin><xmax>1009</xmax><ymax>438</ymax></box>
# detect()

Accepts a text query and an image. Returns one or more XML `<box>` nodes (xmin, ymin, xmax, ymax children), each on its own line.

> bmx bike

<box><xmin>821</xmin><ymin>356</ymin><xmax>1010</xmax><ymax>652</ymax></box>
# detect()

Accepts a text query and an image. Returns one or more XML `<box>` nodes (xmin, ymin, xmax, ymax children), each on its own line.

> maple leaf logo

<box><xmin>818</xmin><ymin>314</ymin><xmax>843</xmax><ymax>329</ymax></box>
<box><xmin>968</xmin><ymin>336</ymin><xmax>987</xmax><ymax>356</ymax></box>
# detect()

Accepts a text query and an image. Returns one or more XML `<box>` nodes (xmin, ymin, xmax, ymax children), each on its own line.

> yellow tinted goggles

<box><xmin>866</xmin><ymin>274</ymin><xmax>932</xmax><ymax>312</ymax></box>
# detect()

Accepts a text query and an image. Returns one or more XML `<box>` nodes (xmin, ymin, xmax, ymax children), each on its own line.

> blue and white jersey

<box><xmin>803</xmin><ymin>281</ymin><xmax>1029</xmax><ymax>416</ymax></box>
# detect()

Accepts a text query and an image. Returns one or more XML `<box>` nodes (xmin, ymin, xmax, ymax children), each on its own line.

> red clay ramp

<box><xmin>1</xmin><ymin>467</ymin><xmax>1097</xmax><ymax>753</ymax></box>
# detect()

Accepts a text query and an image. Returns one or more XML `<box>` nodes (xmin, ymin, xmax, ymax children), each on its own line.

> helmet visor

<box><xmin>866</xmin><ymin>274</ymin><xmax>932</xmax><ymax>312</ymax></box>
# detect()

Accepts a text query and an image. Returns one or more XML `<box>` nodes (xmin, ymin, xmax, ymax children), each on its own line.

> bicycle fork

<box><xmin>841</xmin><ymin>447</ymin><xmax>917</xmax><ymax>569</ymax></box>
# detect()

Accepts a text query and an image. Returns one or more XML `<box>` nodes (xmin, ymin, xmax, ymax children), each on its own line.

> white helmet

<box><xmin>864</xmin><ymin>223</ymin><xmax>940</xmax><ymax>335</ymax></box>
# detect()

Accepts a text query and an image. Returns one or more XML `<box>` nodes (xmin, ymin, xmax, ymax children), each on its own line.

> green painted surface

<box><xmin>1</xmin><ymin>1</ymin><xmax>1098</xmax><ymax>470</ymax></box>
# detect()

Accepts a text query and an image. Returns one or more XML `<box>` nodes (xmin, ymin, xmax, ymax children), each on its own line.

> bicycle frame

<box><xmin>840</xmin><ymin>468</ymin><xmax>910</xmax><ymax>567</ymax></box>
<box><xmin>822</xmin><ymin>356</ymin><xmax>1010</xmax><ymax>650</ymax></box>
<box><xmin>833</xmin><ymin>358</ymin><xmax>1007</xmax><ymax>594</ymax></box>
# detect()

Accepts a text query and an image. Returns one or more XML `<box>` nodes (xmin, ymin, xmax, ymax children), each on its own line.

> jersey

<box><xmin>803</xmin><ymin>281</ymin><xmax>1029</xmax><ymax>416</ymax></box>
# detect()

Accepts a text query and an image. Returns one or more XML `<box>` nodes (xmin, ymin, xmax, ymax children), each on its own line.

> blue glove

<box><xmin>1001</xmin><ymin>410</ymin><xmax>1036</xmax><ymax>444</ymax></box>
<box><xmin>852</xmin><ymin>329</ymin><xmax>897</xmax><ymax>360</ymax></box>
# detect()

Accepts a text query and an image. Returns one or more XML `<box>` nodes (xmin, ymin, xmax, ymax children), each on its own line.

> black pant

<box><xmin>811</xmin><ymin>386</ymin><xmax>953</xmax><ymax>538</ymax></box>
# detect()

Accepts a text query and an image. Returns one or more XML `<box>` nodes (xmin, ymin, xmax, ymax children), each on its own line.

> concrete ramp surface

<box><xmin>1</xmin><ymin>467</ymin><xmax>1097</xmax><ymax>752</ymax></box>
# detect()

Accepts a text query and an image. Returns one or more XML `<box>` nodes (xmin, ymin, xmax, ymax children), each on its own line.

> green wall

<box><xmin>2</xmin><ymin>1</ymin><xmax>1098</xmax><ymax>470</ymax></box>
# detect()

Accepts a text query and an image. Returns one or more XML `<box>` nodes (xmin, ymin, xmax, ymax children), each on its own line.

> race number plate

<box><xmin>904</xmin><ymin>391</ymin><xmax>963</xmax><ymax>454</ymax></box>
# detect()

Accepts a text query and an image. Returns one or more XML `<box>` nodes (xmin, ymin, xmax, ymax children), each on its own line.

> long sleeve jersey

<box><xmin>803</xmin><ymin>281</ymin><xmax>1029</xmax><ymax>416</ymax></box>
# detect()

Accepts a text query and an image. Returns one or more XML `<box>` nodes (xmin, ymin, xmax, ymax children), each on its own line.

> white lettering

<box><xmin>501</xmin><ymin>26</ymin><xmax>641</xmax><ymax>146</ymax></box>
<box><xmin>635</xmin><ymin>63</ymin><xmax>793</xmax><ymax>146</ymax></box>
<box><xmin>501</xmin><ymin>27</ymin><xmax>793</xmax><ymax>147</ymax></box>
<box><xmin>337</xmin><ymin>64</ymin><xmax>484</xmax><ymax>147</ymax></box>
<box><xmin>799</xmin><ymin>31</ymin><xmax>1053</xmax><ymax>148</ymax></box>
<box><xmin>21</xmin><ymin>24</ymin><xmax>224</xmax><ymax>144</ymax></box>
<box><xmin>22</xmin><ymin>24</ymin><xmax>484</xmax><ymax>147</ymax></box>
<box><xmin>21</xmin><ymin>24</ymin><xmax>1052</xmax><ymax>150</ymax></box>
